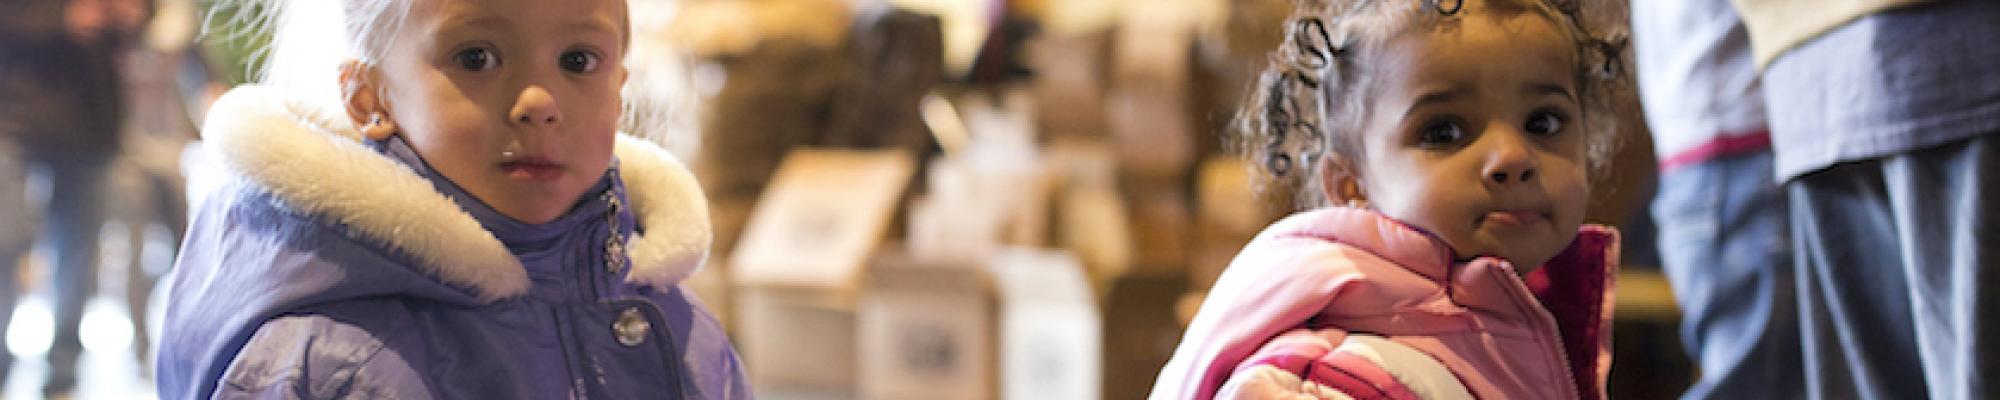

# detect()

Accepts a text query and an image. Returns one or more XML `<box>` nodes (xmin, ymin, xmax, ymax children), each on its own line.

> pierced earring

<box><xmin>367</xmin><ymin>113</ymin><xmax>383</xmax><ymax>127</ymax></box>
<box><xmin>1345</xmin><ymin>199</ymin><xmax>1369</xmax><ymax>209</ymax></box>
<box><xmin>501</xmin><ymin>151</ymin><xmax>516</xmax><ymax>159</ymax></box>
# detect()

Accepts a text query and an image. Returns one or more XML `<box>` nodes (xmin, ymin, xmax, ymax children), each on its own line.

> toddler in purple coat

<box><xmin>156</xmin><ymin>0</ymin><xmax>749</xmax><ymax>398</ymax></box>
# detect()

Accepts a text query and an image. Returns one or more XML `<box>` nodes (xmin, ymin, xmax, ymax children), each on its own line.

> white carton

<box><xmin>732</xmin><ymin>148</ymin><xmax>916</xmax><ymax>395</ymax></box>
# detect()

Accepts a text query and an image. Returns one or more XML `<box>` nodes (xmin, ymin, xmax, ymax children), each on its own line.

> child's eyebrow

<box><xmin>1402</xmin><ymin>88</ymin><xmax>1462</xmax><ymax>119</ymax></box>
<box><xmin>561</xmin><ymin>19</ymin><xmax>622</xmax><ymax>38</ymax></box>
<box><xmin>442</xmin><ymin>16</ymin><xmax>507</xmax><ymax>32</ymax></box>
<box><xmin>1525</xmin><ymin>83</ymin><xmax>1576</xmax><ymax>103</ymax></box>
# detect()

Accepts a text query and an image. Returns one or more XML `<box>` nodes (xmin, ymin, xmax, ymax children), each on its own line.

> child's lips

<box><xmin>499</xmin><ymin>157</ymin><xmax>565</xmax><ymax>181</ymax></box>
<box><xmin>1479</xmin><ymin>209</ymin><xmax>1548</xmax><ymax>227</ymax></box>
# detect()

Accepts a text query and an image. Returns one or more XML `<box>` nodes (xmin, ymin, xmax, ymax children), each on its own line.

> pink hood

<box><xmin>1150</xmin><ymin>207</ymin><xmax>1620</xmax><ymax>400</ymax></box>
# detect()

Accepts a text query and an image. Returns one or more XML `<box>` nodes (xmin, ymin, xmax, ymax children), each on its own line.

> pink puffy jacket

<box><xmin>1151</xmin><ymin>207</ymin><xmax>1619</xmax><ymax>400</ymax></box>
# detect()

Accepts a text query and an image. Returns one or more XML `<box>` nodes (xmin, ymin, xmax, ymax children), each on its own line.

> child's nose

<box><xmin>1480</xmin><ymin>132</ymin><xmax>1539</xmax><ymax>186</ymax></box>
<box><xmin>510</xmin><ymin>86</ymin><xmax>562</xmax><ymax>127</ymax></box>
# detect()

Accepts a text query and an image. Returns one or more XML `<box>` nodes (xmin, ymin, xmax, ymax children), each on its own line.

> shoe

<box><xmin>44</xmin><ymin>374</ymin><xmax>77</xmax><ymax>399</ymax></box>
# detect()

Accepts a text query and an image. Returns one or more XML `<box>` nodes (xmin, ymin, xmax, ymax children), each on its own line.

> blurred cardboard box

<box><xmin>1028</xmin><ymin>31</ymin><xmax>1111</xmax><ymax>142</ymax></box>
<box><xmin>1106</xmin><ymin>6</ymin><xmax>1200</xmax><ymax>183</ymax></box>
<box><xmin>732</xmin><ymin>148</ymin><xmax>916</xmax><ymax>395</ymax></box>
<box><xmin>1044</xmin><ymin>142</ymin><xmax>1134</xmax><ymax>296</ymax></box>
<box><xmin>1126</xmin><ymin>189</ymin><xmax>1194</xmax><ymax>274</ymax></box>
<box><xmin>907</xmin><ymin>92</ymin><xmax>1051</xmax><ymax>260</ymax></box>
<box><xmin>858</xmin><ymin>248</ymin><xmax>1100</xmax><ymax>400</ymax></box>
<box><xmin>989</xmin><ymin>249</ymin><xmax>1101</xmax><ymax>400</ymax></box>
<box><xmin>859</xmin><ymin>253</ymin><xmax>993</xmax><ymax>400</ymax></box>
<box><xmin>693</xmin><ymin>39</ymin><xmax>845</xmax><ymax>199</ymax></box>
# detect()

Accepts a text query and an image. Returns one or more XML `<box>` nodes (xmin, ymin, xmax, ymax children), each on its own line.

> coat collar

<box><xmin>1269</xmin><ymin>207</ymin><xmax>1618</xmax><ymax>323</ymax></box>
<box><xmin>1273</xmin><ymin>206</ymin><xmax>1619</xmax><ymax>400</ymax></box>
<box><xmin>200</xmin><ymin>85</ymin><xmax>712</xmax><ymax>302</ymax></box>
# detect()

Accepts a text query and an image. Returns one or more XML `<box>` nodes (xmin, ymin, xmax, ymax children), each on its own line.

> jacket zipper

<box><xmin>565</xmin><ymin>189</ymin><xmax>631</xmax><ymax>397</ymax></box>
<box><xmin>604</xmin><ymin>190</ymin><xmax>627</xmax><ymax>275</ymax></box>
<box><xmin>587</xmin><ymin>189</ymin><xmax>628</xmax><ymax>302</ymax></box>
<box><xmin>1494</xmin><ymin>268</ymin><xmax>1583</xmax><ymax>400</ymax></box>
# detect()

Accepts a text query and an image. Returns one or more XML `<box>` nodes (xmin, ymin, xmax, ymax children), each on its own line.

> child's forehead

<box><xmin>410</xmin><ymin>0</ymin><xmax>631</xmax><ymax>39</ymax></box>
<box><xmin>1374</xmin><ymin>12</ymin><xmax>1576</xmax><ymax>80</ymax></box>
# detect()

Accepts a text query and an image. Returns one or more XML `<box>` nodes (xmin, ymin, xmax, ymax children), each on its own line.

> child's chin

<box><xmin>1470</xmin><ymin>233</ymin><xmax>1560</xmax><ymax>264</ymax></box>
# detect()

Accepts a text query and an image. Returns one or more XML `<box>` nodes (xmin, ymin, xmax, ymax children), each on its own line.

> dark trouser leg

<box><xmin>1789</xmin><ymin>158</ymin><xmax>1930</xmax><ymax>399</ymax></box>
<box><xmin>42</xmin><ymin>155</ymin><xmax>106</xmax><ymax>394</ymax></box>
<box><xmin>1881</xmin><ymin>135</ymin><xmax>1999</xmax><ymax>398</ymax></box>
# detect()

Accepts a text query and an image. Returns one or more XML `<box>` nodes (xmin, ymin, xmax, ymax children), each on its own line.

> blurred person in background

<box><xmin>0</xmin><ymin>0</ymin><xmax>153</xmax><ymax>395</ymax></box>
<box><xmin>1742</xmin><ymin>0</ymin><xmax>2000</xmax><ymax>397</ymax></box>
<box><xmin>1629</xmin><ymin>0</ymin><xmax>1802</xmax><ymax>398</ymax></box>
<box><xmin>107</xmin><ymin>0</ymin><xmax>207</xmax><ymax>378</ymax></box>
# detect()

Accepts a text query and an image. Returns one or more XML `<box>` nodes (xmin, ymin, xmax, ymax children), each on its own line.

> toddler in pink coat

<box><xmin>1152</xmin><ymin>0</ymin><xmax>1629</xmax><ymax>398</ymax></box>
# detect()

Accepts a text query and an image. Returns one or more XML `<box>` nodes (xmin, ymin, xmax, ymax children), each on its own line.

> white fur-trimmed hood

<box><xmin>199</xmin><ymin>85</ymin><xmax>711</xmax><ymax>302</ymax></box>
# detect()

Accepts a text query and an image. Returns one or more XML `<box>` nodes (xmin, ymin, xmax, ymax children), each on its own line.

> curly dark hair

<box><xmin>1234</xmin><ymin>0</ymin><xmax>1630</xmax><ymax>211</ymax></box>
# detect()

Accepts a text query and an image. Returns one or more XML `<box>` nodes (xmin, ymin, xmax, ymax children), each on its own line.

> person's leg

<box><xmin>1881</xmin><ymin>134</ymin><xmax>1999</xmax><ymax>398</ymax></box>
<box><xmin>103</xmin><ymin>159</ymin><xmax>153</xmax><ymax>370</ymax></box>
<box><xmin>1654</xmin><ymin>152</ymin><xmax>1801</xmax><ymax>399</ymax></box>
<box><xmin>1788</xmin><ymin>160</ymin><xmax>1930</xmax><ymax>398</ymax></box>
<box><xmin>130</xmin><ymin>155</ymin><xmax>185</xmax><ymax>373</ymax></box>
<box><xmin>41</xmin><ymin>154</ymin><xmax>108</xmax><ymax>395</ymax></box>
<box><xmin>0</xmin><ymin>139</ymin><xmax>33</xmax><ymax>385</ymax></box>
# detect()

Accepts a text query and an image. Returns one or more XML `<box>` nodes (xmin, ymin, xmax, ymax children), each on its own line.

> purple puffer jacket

<box><xmin>158</xmin><ymin>86</ymin><xmax>750</xmax><ymax>399</ymax></box>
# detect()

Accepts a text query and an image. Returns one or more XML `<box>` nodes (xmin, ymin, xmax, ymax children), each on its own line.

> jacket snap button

<box><xmin>614</xmin><ymin>308</ymin><xmax>651</xmax><ymax>347</ymax></box>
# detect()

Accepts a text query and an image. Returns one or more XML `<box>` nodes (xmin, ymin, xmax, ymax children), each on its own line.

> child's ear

<box><xmin>1318</xmin><ymin>153</ymin><xmax>1369</xmax><ymax>208</ymax></box>
<box><xmin>339</xmin><ymin>60</ymin><xmax>396</xmax><ymax>140</ymax></box>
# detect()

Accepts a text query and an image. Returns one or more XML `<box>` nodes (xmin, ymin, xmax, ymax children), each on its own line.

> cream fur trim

<box><xmin>614</xmin><ymin>134</ymin><xmax>712</xmax><ymax>289</ymax></box>
<box><xmin>202</xmin><ymin>86</ymin><xmax>711</xmax><ymax>302</ymax></box>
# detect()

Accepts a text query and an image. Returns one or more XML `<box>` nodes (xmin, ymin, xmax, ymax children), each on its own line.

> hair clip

<box><xmin>1268</xmin><ymin>153</ymin><xmax>1294</xmax><ymax>176</ymax></box>
<box><xmin>1287</xmin><ymin>70</ymin><xmax>1322</xmax><ymax>90</ymax></box>
<box><xmin>1296</xmin><ymin>120</ymin><xmax>1322</xmax><ymax>143</ymax></box>
<box><xmin>1266</xmin><ymin>78</ymin><xmax>1294</xmax><ymax>144</ymax></box>
<box><xmin>1293</xmin><ymin>18</ymin><xmax>1334</xmax><ymax>70</ymax></box>
<box><xmin>1593</xmin><ymin>36</ymin><xmax>1630</xmax><ymax>79</ymax></box>
<box><xmin>1434</xmin><ymin>0</ymin><xmax>1464</xmax><ymax>15</ymax></box>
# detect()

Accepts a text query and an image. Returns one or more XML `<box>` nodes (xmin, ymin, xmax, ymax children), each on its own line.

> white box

<box><xmin>856</xmin><ymin>248</ymin><xmax>1100</xmax><ymax>400</ymax></box>
<box><xmin>859</xmin><ymin>255</ymin><xmax>994</xmax><ymax>400</ymax></box>
<box><xmin>989</xmin><ymin>249</ymin><xmax>1101</xmax><ymax>400</ymax></box>
<box><xmin>732</xmin><ymin>148</ymin><xmax>916</xmax><ymax>395</ymax></box>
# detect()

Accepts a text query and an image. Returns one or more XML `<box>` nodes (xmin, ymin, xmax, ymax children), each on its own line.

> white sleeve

<box><xmin>1214</xmin><ymin>334</ymin><xmax>1473</xmax><ymax>400</ymax></box>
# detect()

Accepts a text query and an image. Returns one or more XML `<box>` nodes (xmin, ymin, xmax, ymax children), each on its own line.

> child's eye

<box><xmin>455</xmin><ymin>47</ymin><xmax>500</xmax><ymax>71</ymax></box>
<box><xmin>1526</xmin><ymin>109</ymin><xmax>1565</xmax><ymax>136</ymax></box>
<box><xmin>1418</xmin><ymin>120</ymin><xmax>1467</xmax><ymax>146</ymax></box>
<box><xmin>560</xmin><ymin>50</ymin><xmax>601</xmax><ymax>73</ymax></box>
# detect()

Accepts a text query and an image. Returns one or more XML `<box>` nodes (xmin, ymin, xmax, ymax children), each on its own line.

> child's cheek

<box><xmin>1550</xmin><ymin>163</ymin><xmax>1592</xmax><ymax>228</ymax></box>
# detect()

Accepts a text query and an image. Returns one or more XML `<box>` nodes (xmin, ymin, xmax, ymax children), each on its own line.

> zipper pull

<box><xmin>605</xmin><ymin>191</ymin><xmax>627</xmax><ymax>274</ymax></box>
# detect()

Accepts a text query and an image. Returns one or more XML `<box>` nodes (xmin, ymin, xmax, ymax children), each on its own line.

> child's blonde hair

<box><xmin>1237</xmin><ymin>0</ymin><xmax>1629</xmax><ymax>210</ymax></box>
<box><xmin>202</xmin><ymin>0</ymin><xmax>700</xmax><ymax>156</ymax></box>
